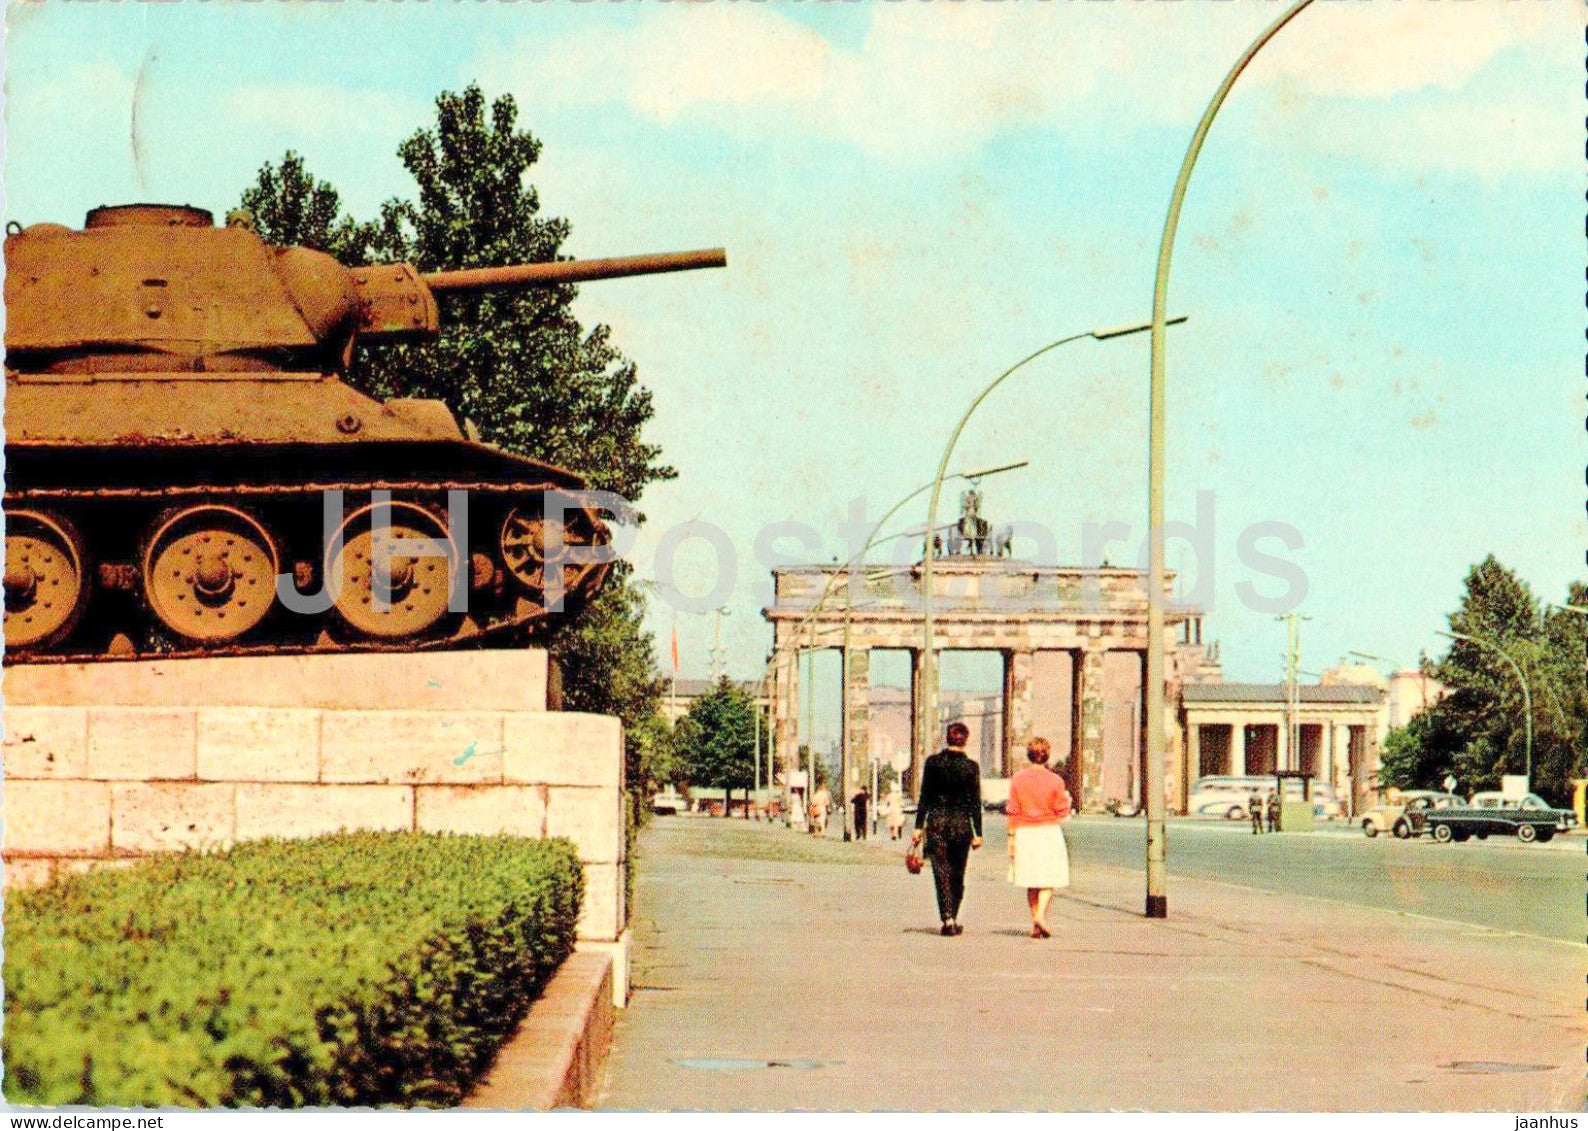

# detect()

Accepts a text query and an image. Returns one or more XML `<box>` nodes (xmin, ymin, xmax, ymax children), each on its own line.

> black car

<box><xmin>1416</xmin><ymin>792</ymin><xmax>1576</xmax><ymax>844</ymax></box>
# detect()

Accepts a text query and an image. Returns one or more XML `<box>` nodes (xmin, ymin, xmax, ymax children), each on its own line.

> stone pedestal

<box><xmin>2</xmin><ymin>649</ymin><xmax>629</xmax><ymax>998</ymax></box>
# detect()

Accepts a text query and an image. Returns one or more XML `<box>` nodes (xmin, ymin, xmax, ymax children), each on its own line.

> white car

<box><xmin>1359</xmin><ymin>791</ymin><xmax>1462</xmax><ymax>838</ymax></box>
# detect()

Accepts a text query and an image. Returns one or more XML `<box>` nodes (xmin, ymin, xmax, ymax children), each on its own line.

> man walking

<box><xmin>1249</xmin><ymin>790</ymin><xmax>1264</xmax><ymax>835</ymax></box>
<box><xmin>851</xmin><ymin>786</ymin><xmax>870</xmax><ymax>841</ymax></box>
<box><xmin>910</xmin><ymin>721</ymin><xmax>983</xmax><ymax>936</ymax></box>
<box><xmin>1265</xmin><ymin>790</ymin><xmax>1280</xmax><ymax>833</ymax></box>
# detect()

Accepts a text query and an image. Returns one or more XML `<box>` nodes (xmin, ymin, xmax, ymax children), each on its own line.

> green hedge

<box><xmin>4</xmin><ymin>832</ymin><xmax>583</xmax><ymax>1108</ymax></box>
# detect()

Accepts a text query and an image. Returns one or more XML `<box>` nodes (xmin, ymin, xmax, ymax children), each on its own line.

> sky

<box><xmin>4</xmin><ymin>0</ymin><xmax>1583</xmax><ymax>746</ymax></box>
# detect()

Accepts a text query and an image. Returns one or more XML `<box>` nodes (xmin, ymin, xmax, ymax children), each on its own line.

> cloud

<box><xmin>479</xmin><ymin>4</ymin><xmax>1131</xmax><ymax>162</ymax></box>
<box><xmin>476</xmin><ymin>1</ymin><xmax>1578</xmax><ymax>178</ymax></box>
<box><xmin>1255</xmin><ymin>77</ymin><xmax>1577</xmax><ymax>181</ymax></box>
<box><xmin>1248</xmin><ymin>0</ymin><xmax>1577</xmax><ymax>99</ymax></box>
<box><xmin>1243</xmin><ymin>0</ymin><xmax>1582</xmax><ymax>180</ymax></box>
<box><xmin>6</xmin><ymin>59</ymin><xmax>136</xmax><ymax>123</ymax></box>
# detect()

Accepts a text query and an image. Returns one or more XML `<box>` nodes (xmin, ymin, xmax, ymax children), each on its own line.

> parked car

<box><xmin>651</xmin><ymin>790</ymin><xmax>685</xmax><ymax>817</ymax></box>
<box><xmin>1359</xmin><ymin>791</ymin><xmax>1462</xmax><ymax>838</ymax></box>
<box><xmin>1419</xmin><ymin>793</ymin><xmax>1577</xmax><ymax>844</ymax></box>
<box><xmin>1309</xmin><ymin>782</ymin><xmax>1345</xmax><ymax>821</ymax></box>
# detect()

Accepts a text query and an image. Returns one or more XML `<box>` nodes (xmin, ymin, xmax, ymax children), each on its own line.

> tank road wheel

<box><xmin>328</xmin><ymin>502</ymin><xmax>458</xmax><ymax>640</ymax></box>
<box><xmin>4</xmin><ymin>509</ymin><xmax>88</xmax><ymax>651</ymax></box>
<box><xmin>500</xmin><ymin>504</ymin><xmax>609</xmax><ymax>607</ymax></box>
<box><xmin>143</xmin><ymin>506</ymin><xmax>279</xmax><ymax>644</ymax></box>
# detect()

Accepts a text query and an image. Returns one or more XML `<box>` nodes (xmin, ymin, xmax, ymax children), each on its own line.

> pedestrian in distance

<box><xmin>1249</xmin><ymin>791</ymin><xmax>1264</xmax><ymax>835</ymax></box>
<box><xmin>852</xmin><ymin>786</ymin><xmax>870</xmax><ymax>841</ymax></box>
<box><xmin>1005</xmin><ymin>737</ymin><xmax>1072</xmax><ymax>938</ymax></box>
<box><xmin>884</xmin><ymin>788</ymin><xmax>906</xmax><ymax>840</ymax></box>
<box><xmin>812</xmin><ymin>784</ymin><xmax>832</xmax><ymax>836</ymax></box>
<box><xmin>1265</xmin><ymin>790</ymin><xmax>1280</xmax><ymax>833</ymax></box>
<box><xmin>910</xmin><ymin>721</ymin><xmax>983</xmax><ymax>936</ymax></box>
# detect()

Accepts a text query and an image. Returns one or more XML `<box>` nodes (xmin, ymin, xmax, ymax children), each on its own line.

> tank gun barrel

<box><xmin>423</xmin><ymin>249</ymin><xmax>727</xmax><ymax>295</ymax></box>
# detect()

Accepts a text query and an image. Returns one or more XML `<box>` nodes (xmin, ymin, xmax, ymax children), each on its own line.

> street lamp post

<box><xmin>805</xmin><ymin>619</ymin><xmax>817</xmax><ymax>831</ymax></box>
<box><xmin>842</xmin><ymin>602</ymin><xmax>855</xmax><ymax>841</ymax></box>
<box><xmin>710</xmin><ymin>605</ymin><xmax>732</xmax><ymax>682</ymax></box>
<box><xmin>753</xmin><ymin>656</ymin><xmax>771</xmax><ymax>817</ymax></box>
<box><xmin>918</xmin><ymin>318</ymin><xmax>1182</xmax><ymax>799</ymax></box>
<box><xmin>1144</xmin><ymin>0</ymin><xmax>1317</xmax><ymax>920</ymax></box>
<box><xmin>1437</xmin><ymin>629</ymin><xmax>1533</xmax><ymax>790</ymax></box>
<box><xmin>1276</xmin><ymin>612</ymin><xmax>1311</xmax><ymax>772</ymax></box>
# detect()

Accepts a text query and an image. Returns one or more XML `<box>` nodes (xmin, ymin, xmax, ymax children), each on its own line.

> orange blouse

<box><xmin>1005</xmin><ymin>765</ymin><xmax>1072</xmax><ymax>830</ymax></box>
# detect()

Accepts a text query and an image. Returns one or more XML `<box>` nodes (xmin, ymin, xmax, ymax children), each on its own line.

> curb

<box><xmin>461</xmin><ymin>951</ymin><xmax>615</xmax><ymax>1110</ymax></box>
<box><xmin>577</xmin><ymin>929</ymin><xmax>633</xmax><ymax>1008</ymax></box>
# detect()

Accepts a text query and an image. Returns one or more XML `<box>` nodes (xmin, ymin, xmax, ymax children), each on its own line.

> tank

<box><xmin>3</xmin><ymin>203</ymin><xmax>726</xmax><ymax>662</ymax></box>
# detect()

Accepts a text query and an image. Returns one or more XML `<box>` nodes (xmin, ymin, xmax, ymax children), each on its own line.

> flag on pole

<box><xmin>670</xmin><ymin>625</ymin><xmax>680</xmax><ymax>672</ymax></box>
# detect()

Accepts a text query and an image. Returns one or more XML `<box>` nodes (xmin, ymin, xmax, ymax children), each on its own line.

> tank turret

<box><xmin>3</xmin><ymin>204</ymin><xmax>725</xmax><ymax>660</ymax></box>
<box><xmin>4</xmin><ymin>203</ymin><xmax>725</xmax><ymax>375</ymax></box>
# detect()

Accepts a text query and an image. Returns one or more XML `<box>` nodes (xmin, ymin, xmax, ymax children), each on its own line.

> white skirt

<box><xmin>1009</xmin><ymin>823</ymin><xmax>1070</xmax><ymax>889</ymax></box>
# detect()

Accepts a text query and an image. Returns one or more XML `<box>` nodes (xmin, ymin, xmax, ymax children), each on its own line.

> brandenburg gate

<box><xmin>763</xmin><ymin>551</ymin><xmax>1217</xmax><ymax>812</ymax></box>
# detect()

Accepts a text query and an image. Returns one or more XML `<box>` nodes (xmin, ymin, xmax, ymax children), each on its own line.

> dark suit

<box><xmin>915</xmin><ymin>749</ymin><xmax>983</xmax><ymax>922</ymax></box>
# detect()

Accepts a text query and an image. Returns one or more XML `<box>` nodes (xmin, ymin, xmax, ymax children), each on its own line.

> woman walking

<box><xmin>1005</xmin><ymin>737</ymin><xmax>1072</xmax><ymax>938</ymax></box>
<box><xmin>883</xmin><ymin>788</ymin><xmax>906</xmax><ymax>840</ymax></box>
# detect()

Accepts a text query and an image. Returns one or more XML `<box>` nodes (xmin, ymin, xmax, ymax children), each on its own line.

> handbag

<box><xmin>904</xmin><ymin>842</ymin><xmax>924</xmax><ymax>875</ymax></box>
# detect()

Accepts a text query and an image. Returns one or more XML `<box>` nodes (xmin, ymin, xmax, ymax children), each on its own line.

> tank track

<box><xmin>3</xmin><ymin>477</ymin><xmax>611</xmax><ymax>664</ymax></box>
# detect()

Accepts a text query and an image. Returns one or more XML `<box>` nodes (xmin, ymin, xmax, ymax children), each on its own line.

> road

<box><xmin>599</xmin><ymin>817</ymin><xmax>1584</xmax><ymax>1110</ymax></box>
<box><xmin>1058</xmin><ymin>815</ymin><xmax>1582</xmax><ymax>943</ymax></box>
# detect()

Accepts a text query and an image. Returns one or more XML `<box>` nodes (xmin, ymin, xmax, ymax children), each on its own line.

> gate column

<box><xmin>842</xmin><ymin>645</ymin><xmax>871</xmax><ymax>809</ymax></box>
<box><xmin>773</xmin><ymin>643</ymin><xmax>800</xmax><ymax>807</ymax></box>
<box><xmin>1002</xmin><ymin>648</ymin><xmax>1034</xmax><ymax>776</ymax></box>
<box><xmin>1074</xmin><ymin>647</ymin><xmax>1107</xmax><ymax>811</ymax></box>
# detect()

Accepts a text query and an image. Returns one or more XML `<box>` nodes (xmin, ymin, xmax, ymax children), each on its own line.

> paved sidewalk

<box><xmin>599</xmin><ymin>817</ymin><xmax>1584</xmax><ymax>1111</ymax></box>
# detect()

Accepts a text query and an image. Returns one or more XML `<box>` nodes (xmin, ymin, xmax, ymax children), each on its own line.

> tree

<box><xmin>551</xmin><ymin>566</ymin><xmax>681</xmax><ymax>820</ymax></box>
<box><xmin>237</xmin><ymin>88</ymin><xmax>679</xmax><ymax>817</ymax></box>
<box><xmin>239</xmin><ymin>151</ymin><xmax>375</xmax><ymax>264</ymax></box>
<box><xmin>678</xmin><ymin>679</ymin><xmax>765</xmax><ymax>817</ymax></box>
<box><xmin>1378</xmin><ymin>713</ymin><xmax>1456</xmax><ymax>793</ymax></box>
<box><xmin>1387</xmin><ymin>556</ymin><xmax>1587</xmax><ymax>803</ymax></box>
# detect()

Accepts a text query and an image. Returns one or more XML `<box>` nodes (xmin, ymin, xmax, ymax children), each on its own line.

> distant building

<box><xmin>1179</xmin><ymin>681</ymin><xmax>1385</xmax><ymax>815</ymax></box>
<box><xmin>1320</xmin><ymin>662</ymin><xmax>1448</xmax><ymax>740</ymax></box>
<box><xmin>660</xmin><ymin>677</ymin><xmax>771</xmax><ymax>725</ymax></box>
<box><xmin>867</xmin><ymin>685</ymin><xmax>1004</xmax><ymax>778</ymax></box>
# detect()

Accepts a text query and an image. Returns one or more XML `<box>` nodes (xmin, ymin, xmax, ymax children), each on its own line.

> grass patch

<box><xmin>4</xmin><ymin>832</ymin><xmax>582</xmax><ymax>1108</ymax></box>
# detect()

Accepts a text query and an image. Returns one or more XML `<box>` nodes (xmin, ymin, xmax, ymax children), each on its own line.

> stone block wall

<box><xmin>1</xmin><ymin>652</ymin><xmax>626</xmax><ymax>942</ymax></box>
